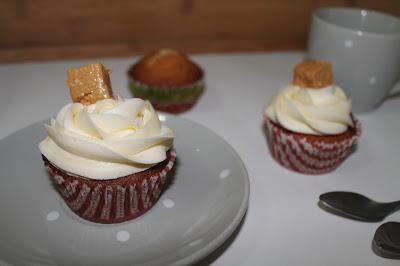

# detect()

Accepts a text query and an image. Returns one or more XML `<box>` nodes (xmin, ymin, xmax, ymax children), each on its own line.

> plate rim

<box><xmin>0</xmin><ymin>113</ymin><xmax>250</xmax><ymax>266</ymax></box>
<box><xmin>161</xmin><ymin>114</ymin><xmax>250</xmax><ymax>265</ymax></box>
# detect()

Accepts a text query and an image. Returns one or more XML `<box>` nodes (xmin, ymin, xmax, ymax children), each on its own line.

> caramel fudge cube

<box><xmin>293</xmin><ymin>60</ymin><xmax>333</xmax><ymax>89</ymax></box>
<box><xmin>67</xmin><ymin>63</ymin><xmax>113</xmax><ymax>105</ymax></box>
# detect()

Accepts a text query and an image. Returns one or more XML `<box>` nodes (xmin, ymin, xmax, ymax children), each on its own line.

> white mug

<box><xmin>307</xmin><ymin>7</ymin><xmax>400</xmax><ymax>113</ymax></box>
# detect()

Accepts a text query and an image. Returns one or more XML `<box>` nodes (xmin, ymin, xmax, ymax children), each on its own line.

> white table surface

<box><xmin>1</xmin><ymin>52</ymin><xmax>399</xmax><ymax>266</ymax></box>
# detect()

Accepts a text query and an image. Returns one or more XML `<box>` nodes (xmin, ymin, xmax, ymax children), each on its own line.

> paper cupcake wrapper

<box><xmin>128</xmin><ymin>78</ymin><xmax>204</xmax><ymax>113</ymax></box>
<box><xmin>264</xmin><ymin>116</ymin><xmax>361</xmax><ymax>174</ymax></box>
<box><xmin>44</xmin><ymin>150</ymin><xmax>177</xmax><ymax>224</ymax></box>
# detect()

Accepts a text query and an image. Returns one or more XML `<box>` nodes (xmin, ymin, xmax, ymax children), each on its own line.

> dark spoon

<box><xmin>319</xmin><ymin>192</ymin><xmax>400</xmax><ymax>222</ymax></box>
<box><xmin>373</xmin><ymin>222</ymin><xmax>400</xmax><ymax>259</ymax></box>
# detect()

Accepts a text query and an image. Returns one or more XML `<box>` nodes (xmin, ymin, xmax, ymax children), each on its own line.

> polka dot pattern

<box><xmin>344</xmin><ymin>40</ymin><xmax>353</xmax><ymax>48</ymax></box>
<box><xmin>219</xmin><ymin>169</ymin><xmax>230</xmax><ymax>179</ymax></box>
<box><xmin>163</xmin><ymin>198</ymin><xmax>175</xmax><ymax>208</ymax></box>
<box><xmin>46</xmin><ymin>211</ymin><xmax>60</xmax><ymax>221</ymax></box>
<box><xmin>369</xmin><ymin>77</ymin><xmax>377</xmax><ymax>85</ymax></box>
<box><xmin>116</xmin><ymin>230</ymin><xmax>130</xmax><ymax>242</ymax></box>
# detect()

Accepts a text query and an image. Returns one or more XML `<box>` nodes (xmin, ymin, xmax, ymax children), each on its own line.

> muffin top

<box><xmin>128</xmin><ymin>48</ymin><xmax>203</xmax><ymax>87</ymax></box>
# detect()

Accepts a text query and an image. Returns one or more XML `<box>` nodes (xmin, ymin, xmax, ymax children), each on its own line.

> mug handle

<box><xmin>388</xmin><ymin>78</ymin><xmax>400</xmax><ymax>98</ymax></box>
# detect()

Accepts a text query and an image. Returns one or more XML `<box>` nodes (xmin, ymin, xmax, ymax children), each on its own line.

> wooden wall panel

<box><xmin>0</xmin><ymin>0</ymin><xmax>398</xmax><ymax>62</ymax></box>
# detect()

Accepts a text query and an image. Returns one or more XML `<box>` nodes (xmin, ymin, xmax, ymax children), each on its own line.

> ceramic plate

<box><xmin>0</xmin><ymin>114</ymin><xmax>249</xmax><ymax>266</ymax></box>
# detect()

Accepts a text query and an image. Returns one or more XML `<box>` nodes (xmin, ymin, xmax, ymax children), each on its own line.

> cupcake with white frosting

<box><xmin>263</xmin><ymin>60</ymin><xmax>360</xmax><ymax>174</ymax></box>
<box><xmin>39</xmin><ymin>63</ymin><xmax>176</xmax><ymax>223</ymax></box>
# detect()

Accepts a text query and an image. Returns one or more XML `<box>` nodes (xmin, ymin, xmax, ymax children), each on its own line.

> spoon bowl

<box><xmin>373</xmin><ymin>222</ymin><xmax>400</xmax><ymax>259</ymax></box>
<box><xmin>319</xmin><ymin>192</ymin><xmax>400</xmax><ymax>222</ymax></box>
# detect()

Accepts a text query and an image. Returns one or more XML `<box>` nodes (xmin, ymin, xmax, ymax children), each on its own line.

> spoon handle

<box><xmin>383</xmin><ymin>201</ymin><xmax>400</xmax><ymax>215</ymax></box>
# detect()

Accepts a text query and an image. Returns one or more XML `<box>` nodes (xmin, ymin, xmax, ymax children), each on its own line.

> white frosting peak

<box><xmin>266</xmin><ymin>85</ymin><xmax>353</xmax><ymax>135</ymax></box>
<box><xmin>39</xmin><ymin>97</ymin><xmax>174</xmax><ymax>179</ymax></box>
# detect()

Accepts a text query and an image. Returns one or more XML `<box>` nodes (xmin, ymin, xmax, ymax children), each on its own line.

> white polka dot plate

<box><xmin>0</xmin><ymin>114</ymin><xmax>249</xmax><ymax>266</ymax></box>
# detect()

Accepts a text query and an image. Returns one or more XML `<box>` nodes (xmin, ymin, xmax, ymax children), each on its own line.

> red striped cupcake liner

<box><xmin>264</xmin><ymin>116</ymin><xmax>361</xmax><ymax>174</ymax></box>
<box><xmin>43</xmin><ymin>149</ymin><xmax>177</xmax><ymax>224</ymax></box>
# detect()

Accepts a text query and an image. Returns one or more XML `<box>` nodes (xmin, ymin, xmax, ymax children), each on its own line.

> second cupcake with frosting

<box><xmin>264</xmin><ymin>60</ymin><xmax>361</xmax><ymax>174</ymax></box>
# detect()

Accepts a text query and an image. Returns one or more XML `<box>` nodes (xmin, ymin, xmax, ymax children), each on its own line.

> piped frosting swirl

<box><xmin>39</xmin><ymin>97</ymin><xmax>174</xmax><ymax>179</ymax></box>
<box><xmin>265</xmin><ymin>85</ymin><xmax>353</xmax><ymax>135</ymax></box>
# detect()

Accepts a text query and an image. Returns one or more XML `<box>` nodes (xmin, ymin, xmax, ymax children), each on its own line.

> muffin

<box><xmin>128</xmin><ymin>48</ymin><xmax>204</xmax><ymax>113</ymax></box>
<box><xmin>39</xmin><ymin>63</ymin><xmax>176</xmax><ymax>223</ymax></box>
<box><xmin>263</xmin><ymin>60</ymin><xmax>361</xmax><ymax>174</ymax></box>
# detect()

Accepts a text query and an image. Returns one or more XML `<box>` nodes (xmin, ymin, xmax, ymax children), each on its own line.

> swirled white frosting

<box><xmin>265</xmin><ymin>85</ymin><xmax>353</xmax><ymax>135</ymax></box>
<box><xmin>39</xmin><ymin>97</ymin><xmax>174</xmax><ymax>179</ymax></box>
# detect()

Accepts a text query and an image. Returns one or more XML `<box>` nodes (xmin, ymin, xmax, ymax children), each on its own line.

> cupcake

<box><xmin>128</xmin><ymin>48</ymin><xmax>204</xmax><ymax>113</ymax></box>
<box><xmin>39</xmin><ymin>63</ymin><xmax>176</xmax><ymax>223</ymax></box>
<box><xmin>263</xmin><ymin>60</ymin><xmax>361</xmax><ymax>174</ymax></box>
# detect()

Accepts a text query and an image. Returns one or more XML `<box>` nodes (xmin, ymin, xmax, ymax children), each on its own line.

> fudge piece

<box><xmin>67</xmin><ymin>63</ymin><xmax>113</xmax><ymax>105</ymax></box>
<box><xmin>293</xmin><ymin>60</ymin><xmax>333</xmax><ymax>89</ymax></box>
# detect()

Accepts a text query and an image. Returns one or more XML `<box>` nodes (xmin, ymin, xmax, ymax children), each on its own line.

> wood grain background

<box><xmin>0</xmin><ymin>0</ymin><xmax>399</xmax><ymax>62</ymax></box>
